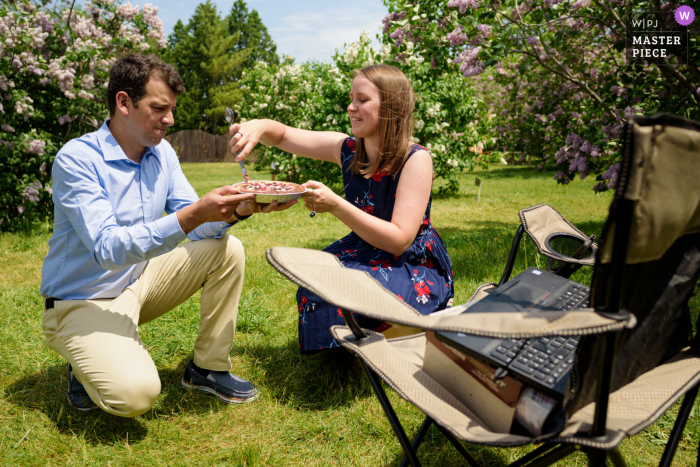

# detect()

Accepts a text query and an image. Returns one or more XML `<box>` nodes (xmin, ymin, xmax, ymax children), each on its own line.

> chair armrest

<box><xmin>519</xmin><ymin>204</ymin><xmax>598</xmax><ymax>267</ymax></box>
<box><xmin>266</xmin><ymin>247</ymin><xmax>636</xmax><ymax>338</ymax></box>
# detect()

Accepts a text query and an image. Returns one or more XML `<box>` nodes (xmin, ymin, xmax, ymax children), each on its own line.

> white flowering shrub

<box><xmin>235</xmin><ymin>57</ymin><xmax>349</xmax><ymax>186</ymax></box>
<box><xmin>237</xmin><ymin>32</ymin><xmax>488</xmax><ymax>195</ymax></box>
<box><xmin>0</xmin><ymin>0</ymin><xmax>165</xmax><ymax>231</ymax></box>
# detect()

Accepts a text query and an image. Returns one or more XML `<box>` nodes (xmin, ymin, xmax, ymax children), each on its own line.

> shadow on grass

<box><xmin>385</xmin><ymin>424</ymin><xmax>517</xmax><ymax>467</ymax></box>
<box><xmin>3</xmin><ymin>358</ymin><xmax>242</xmax><ymax>446</ymax></box>
<box><xmin>4</xmin><ymin>364</ymin><xmax>149</xmax><ymax>445</ymax></box>
<box><xmin>241</xmin><ymin>338</ymin><xmax>374</xmax><ymax>411</ymax></box>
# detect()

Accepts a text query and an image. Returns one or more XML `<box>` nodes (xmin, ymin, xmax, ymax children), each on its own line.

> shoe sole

<box><xmin>67</xmin><ymin>393</ymin><xmax>95</xmax><ymax>412</ymax></box>
<box><xmin>67</xmin><ymin>364</ymin><xmax>95</xmax><ymax>412</ymax></box>
<box><xmin>181</xmin><ymin>378</ymin><xmax>258</xmax><ymax>404</ymax></box>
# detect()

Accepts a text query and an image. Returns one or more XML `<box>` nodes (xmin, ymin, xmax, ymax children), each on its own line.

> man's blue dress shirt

<box><xmin>40</xmin><ymin>120</ymin><xmax>234</xmax><ymax>300</ymax></box>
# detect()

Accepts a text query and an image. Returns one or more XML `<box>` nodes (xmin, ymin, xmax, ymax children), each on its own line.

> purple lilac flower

<box><xmin>565</xmin><ymin>133</ymin><xmax>582</xmax><ymax>151</ymax></box>
<box><xmin>1</xmin><ymin>123</ymin><xmax>15</xmax><ymax>133</ymax></box>
<box><xmin>27</xmin><ymin>139</ymin><xmax>46</xmax><ymax>155</ymax></box>
<box><xmin>381</xmin><ymin>11</ymin><xmax>406</xmax><ymax>34</ymax></box>
<box><xmin>390</xmin><ymin>28</ymin><xmax>406</xmax><ymax>47</ymax></box>
<box><xmin>623</xmin><ymin>106</ymin><xmax>637</xmax><ymax>120</ymax></box>
<box><xmin>476</xmin><ymin>24</ymin><xmax>492</xmax><ymax>37</ymax></box>
<box><xmin>462</xmin><ymin>62</ymin><xmax>484</xmax><ymax>77</ymax></box>
<box><xmin>592</xmin><ymin>182</ymin><xmax>608</xmax><ymax>192</ymax></box>
<box><xmin>611</xmin><ymin>85</ymin><xmax>626</xmax><ymax>97</ymax></box>
<box><xmin>602</xmin><ymin>163</ymin><xmax>620</xmax><ymax>189</ymax></box>
<box><xmin>610</xmin><ymin>123</ymin><xmax>624</xmax><ymax>137</ymax></box>
<box><xmin>571</xmin><ymin>0</ymin><xmax>591</xmax><ymax>11</ymax></box>
<box><xmin>447</xmin><ymin>26</ymin><xmax>469</xmax><ymax>47</ymax></box>
<box><xmin>18</xmin><ymin>205</ymin><xmax>25</xmax><ymax>214</ymax></box>
<box><xmin>22</xmin><ymin>181</ymin><xmax>42</xmax><ymax>203</ymax></box>
<box><xmin>446</xmin><ymin>0</ymin><xmax>479</xmax><ymax>14</ymax></box>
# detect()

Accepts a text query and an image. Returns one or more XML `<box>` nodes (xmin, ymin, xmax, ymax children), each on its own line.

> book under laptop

<box><xmin>434</xmin><ymin>267</ymin><xmax>591</xmax><ymax>399</ymax></box>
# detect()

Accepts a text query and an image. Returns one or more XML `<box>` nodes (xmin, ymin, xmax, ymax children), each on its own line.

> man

<box><xmin>40</xmin><ymin>54</ymin><xmax>293</xmax><ymax>417</ymax></box>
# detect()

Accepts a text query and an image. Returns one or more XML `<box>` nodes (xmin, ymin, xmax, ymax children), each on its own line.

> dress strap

<box><xmin>340</xmin><ymin>137</ymin><xmax>357</xmax><ymax>170</ymax></box>
<box><xmin>402</xmin><ymin>143</ymin><xmax>426</xmax><ymax>167</ymax></box>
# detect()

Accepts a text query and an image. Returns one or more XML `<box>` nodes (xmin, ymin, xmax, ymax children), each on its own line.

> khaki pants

<box><xmin>42</xmin><ymin>234</ymin><xmax>245</xmax><ymax>418</ymax></box>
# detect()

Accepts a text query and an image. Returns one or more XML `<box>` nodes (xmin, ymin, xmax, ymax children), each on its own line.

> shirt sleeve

<box><xmin>52</xmin><ymin>149</ymin><xmax>187</xmax><ymax>271</ymax></box>
<box><xmin>161</xmin><ymin>144</ymin><xmax>236</xmax><ymax>241</ymax></box>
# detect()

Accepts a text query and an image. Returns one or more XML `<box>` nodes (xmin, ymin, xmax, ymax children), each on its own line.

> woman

<box><xmin>228</xmin><ymin>64</ymin><xmax>454</xmax><ymax>353</ymax></box>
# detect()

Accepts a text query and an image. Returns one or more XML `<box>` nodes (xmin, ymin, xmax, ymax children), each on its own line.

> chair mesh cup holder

<box><xmin>544</xmin><ymin>233</ymin><xmax>597</xmax><ymax>262</ymax></box>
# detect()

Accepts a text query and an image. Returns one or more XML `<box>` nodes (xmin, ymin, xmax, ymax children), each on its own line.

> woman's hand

<box><xmin>301</xmin><ymin>180</ymin><xmax>342</xmax><ymax>215</ymax></box>
<box><xmin>229</xmin><ymin>120</ymin><xmax>264</xmax><ymax>161</ymax></box>
<box><xmin>226</xmin><ymin>198</ymin><xmax>298</xmax><ymax>223</ymax></box>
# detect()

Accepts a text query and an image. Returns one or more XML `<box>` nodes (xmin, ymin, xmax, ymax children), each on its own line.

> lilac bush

<box><xmin>0</xmin><ymin>0</ymin><xmax>165</xmax><ymax>231</ymax></box>
<box><xmin>381</xmin><ymin>0</ymin><xmax>700</xmax><ymax>191</ymax></box>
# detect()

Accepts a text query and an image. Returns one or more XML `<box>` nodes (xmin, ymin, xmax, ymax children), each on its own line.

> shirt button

<box><xmin>219</xmin><ymin>223</ymin><xmax>224</xmax><ymax>228</ymax></box>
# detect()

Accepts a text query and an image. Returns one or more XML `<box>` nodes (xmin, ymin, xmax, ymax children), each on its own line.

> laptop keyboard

<box><xmin>490</xmin><ymin>283</ymin><xmax>590</xmax><ymax>391</ymax></box>
<box><xmin>555</xmin><ymin>283</ymin><xmax>590</xmax><ymax>310</ymax></box>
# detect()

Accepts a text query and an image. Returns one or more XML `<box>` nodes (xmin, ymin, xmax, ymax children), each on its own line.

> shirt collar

<box><xmin>97</xmin><ymin>119</ymin><xmax>158</xmax><ymax>162</ymax></box>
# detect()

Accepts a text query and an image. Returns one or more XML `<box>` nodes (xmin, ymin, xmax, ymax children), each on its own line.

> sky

<box><xmin>144</xmin><ymin>0</ymin><xmax>389</xmax><ymax>62</ymax></box>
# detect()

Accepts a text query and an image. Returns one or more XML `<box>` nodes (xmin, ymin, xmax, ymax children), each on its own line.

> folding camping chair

<box><xmin>266</xmin><ymin>114</ymin><xmax>700</xmax><ymax>466</ymax></box>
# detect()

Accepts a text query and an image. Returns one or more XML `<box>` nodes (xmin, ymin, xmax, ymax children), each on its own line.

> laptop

<box><xmin>434</xmin><ymin>267</ymin><xmax>590</xmax><ymax>399</ymax></box>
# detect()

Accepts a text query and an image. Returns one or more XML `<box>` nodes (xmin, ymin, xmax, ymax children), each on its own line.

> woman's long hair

<box><xmin>350</xmin><ymin>64</ymin><xmax>416</xmax><ymax>178</ymax></box>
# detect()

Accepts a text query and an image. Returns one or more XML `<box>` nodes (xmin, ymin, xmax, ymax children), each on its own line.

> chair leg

<box><xmin>433</xmin><ymin>423</ymin><xmax>483</xmax><ymax>467</ymax></box>
<box><xmin>360</xmin><ymin>360</ymin><xmax>422</xmax><ymax>467</ymax></box>
<box><xmin>586</xmin><ymin>449</ymin><xmax>608</xmax><ymax>467</ymax></box>
<box><xmin>607</xmin><ymin>447</ymin><xmax>627</xmax><ymax>467</ymax></box>
<box><xmin>522</xmin><ymin>444</ymin><xmax>578</xmax><ymax>467</ymax></box>
<box><xmin>399</xmin><ymin>416</ymin><xmax>433</xmax><ymax>467</ymax></box>
<box><xmin>507</xmin><ymin>444</ymin><xmax>560</xmax><ymax>467</ymax></box>
<box><xmin>659</xmin><ymin>382</ymin><xmax>700</xmax><ymax>467</ymax></box>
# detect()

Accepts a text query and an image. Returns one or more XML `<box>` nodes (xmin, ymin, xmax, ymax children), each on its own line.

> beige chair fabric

<box><xmin>468</xmin><ymin>282</ymin><xmax>497</xmax><ymax>303</ymax></box>
<box><xmin>599</xmin><ymin>122</ymin><xmax>700</xmax><ymax>264</ymax></box>
<box><xmin>267</xmin><ymin>244</ymin><xmax>700</xmax><ymax>450</ymax></box>
<box><xmin>331</xmin><ymin>325</ymin><xmax>700</xmax><ymax>450</ymax></box>
<box><xmin>519</xmin><ymin>204</ymin><xmax>597</xmax><ymax>266</ymax></box>
<box><xmin>266</xmin><ymin>247</ymin><xmax>636</xmax><ymax>338</ymax></box>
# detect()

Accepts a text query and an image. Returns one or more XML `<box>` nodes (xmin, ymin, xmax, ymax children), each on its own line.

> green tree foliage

<box><xmin>227</xmin><ymin>0</ymin><xmax>279</xmax><ymax>71</ymax></box>
<box><xmin>163</xmin><ymin>1</ymin><xmax>246</xmax><ymax>134</ymax></box>
<box><xmin>164</xmin><ymin>0</ymin><xmax>278</xmax><ymax>134</ymax></box>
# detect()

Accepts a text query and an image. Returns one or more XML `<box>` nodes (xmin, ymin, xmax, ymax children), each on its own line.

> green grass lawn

<box><xmin>1</xmin><ymin>163</ymin><xmax>698</xmax><ymax>466</ymax></box>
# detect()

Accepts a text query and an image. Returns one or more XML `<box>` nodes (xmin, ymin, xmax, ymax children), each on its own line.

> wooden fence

<box><xmin>165</xmin><ymin>129</ymin><xmax>257</xmax><ymax>163</ymax></box>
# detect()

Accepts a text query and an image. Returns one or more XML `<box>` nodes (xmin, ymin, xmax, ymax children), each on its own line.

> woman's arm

<box><xmin>301</xmin><ymin>150</ymin><xmax>433</xmax><ymax>256</ymax></box>
<box><xmin>229</xmin><ymin>119</ymin><xmax>348</xmax><ymax>166</ymax></box>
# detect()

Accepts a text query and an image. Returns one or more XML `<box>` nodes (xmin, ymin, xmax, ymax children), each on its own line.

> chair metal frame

<box><xmin>338</xmin><ymin>116</ymin><xmax>700</xmax><ymax>467</ymax></box>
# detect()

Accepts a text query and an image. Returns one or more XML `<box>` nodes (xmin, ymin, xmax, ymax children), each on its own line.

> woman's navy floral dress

<box><xmin>296</xmin><ymin>138</ymin><xmax>454</xmax><ymax>353</ymax></box>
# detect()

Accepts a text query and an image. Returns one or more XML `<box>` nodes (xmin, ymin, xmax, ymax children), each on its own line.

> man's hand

<box><xmin>177</xmin><ymin>186</ymin><xmax>255</xmax><ymax>234</ymax></box>
<box><xmin>228</xmin><ymin>198</ymin><xmax>298</xmax><ymax>223</ymax></box>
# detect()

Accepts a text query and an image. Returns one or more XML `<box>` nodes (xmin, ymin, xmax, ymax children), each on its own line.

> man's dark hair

<box><xmin>107</xmin><ymin>54</ymin><xmax>185</xmax><ymax>117</ymax></box>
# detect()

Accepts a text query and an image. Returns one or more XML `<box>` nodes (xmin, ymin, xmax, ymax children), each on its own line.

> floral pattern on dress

<box><xmin>296</xmin><ymin>138</ymin><xmax>454</xmax><ymax>353</ymax></box>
